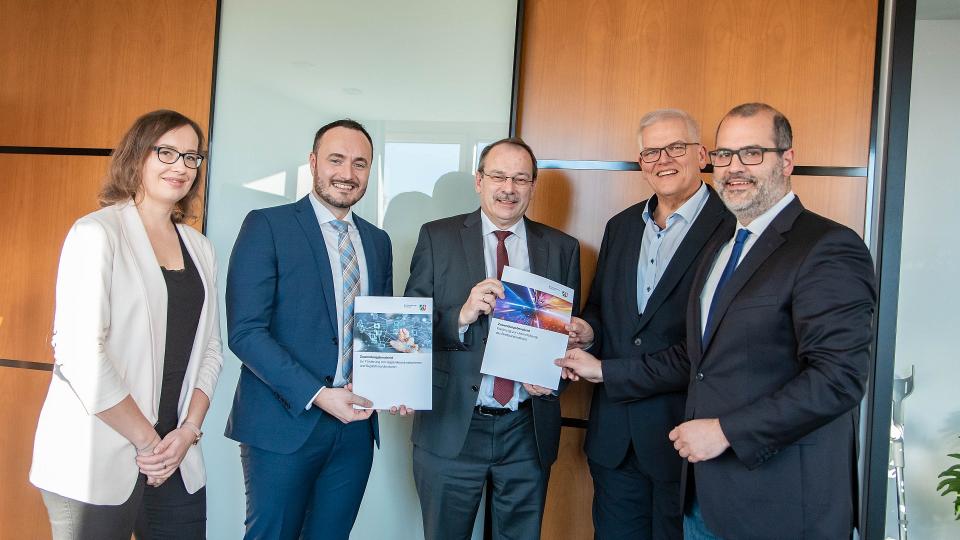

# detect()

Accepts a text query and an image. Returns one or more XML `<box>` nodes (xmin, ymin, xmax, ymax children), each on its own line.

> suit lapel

<box><xmin>700</xmin><ymin>198</ymin><xmax>804</xmax><ymax>354</ymax></box>
<box><xmin>355</xmin><ymin>215</ymin><xmax>381</xmax><ymax>295</ymax></box>
<box><xmin>293</xmin><ymin>196</ymin><xmax>338</xmax><ymax>336</ymax></box>
<box><xmin>637</xmin><ymin>189</ymin><xmax>728</xmax><ymax>331</ymax></box>
<box><xmin>460</xmin><ymin>210</ymin><xmax>488</xmax><ymax>285</ymax></box>
<box><xmin>524</xmin><ymin>217</ymin><xmax>548</xmax><ymax>277</ymax></box>
<box><xmin>119</xmin><ymin>202</ymin><xmax>167</xmax><ymax>408</ymax></box>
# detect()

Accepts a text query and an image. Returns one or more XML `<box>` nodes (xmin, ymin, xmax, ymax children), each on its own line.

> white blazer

<box><xmin>30</xmin><ymin>201</ymin><xmax>223</xmax><ymax>505</ymax></box>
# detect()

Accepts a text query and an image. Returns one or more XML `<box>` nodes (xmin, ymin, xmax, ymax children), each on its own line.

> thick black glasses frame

<box><xmin>153</xmin><ymin>146</ymin><xmax>204</xmax><ymax>169</ymax></box>
<box><xmin>709</xmin><ymin>146</ymin><xmax>788</xmax><ymax>167</ymax></box>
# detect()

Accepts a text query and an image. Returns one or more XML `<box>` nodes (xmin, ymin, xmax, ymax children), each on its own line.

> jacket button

<box><xmin>696</xmin><ymin>372</ymin><xmax>704</xmax><ymax>381</ymax></box>
<box><xmin>482</xmin><ymin>337</ymin><xmax>488</xmax><ymax>343</ymax></box>
<box><xmin>331</xmin><ymin>337</ymin><xmax>338</xmax><ymax>345</ymax></box>
<box><xmin>471</xmin><ymin>385</ymin><xmax>480</xmax><ymax>392</ymax></box>
<box><xmin>633</xmin><ymin>337</ymin><xmax>642</xmax><ymax>346</ymax></box>
<box><xmin>324</xmin><ymin>375</ymin><xmax>334</xmax><ymax>384</ymax></box>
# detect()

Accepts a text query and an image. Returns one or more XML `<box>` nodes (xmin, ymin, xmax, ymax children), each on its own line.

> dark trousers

<box><xmin>40</xmin><ymin>470</ymin><xmax>206</xmax><ymax>540</ymax></box>
<box><xmin>413</xmin><ymin>406</ymin><xmax>548</xmax><ymax>540</ymax></box>
<box><xmin>240</xmin><ymin>414</ymin><xmax>374</xmax><ymax>540</ymax></box>
<box><xmin>589</xmin><ymin>447</ymin><xmax>682</xmax><ymax>540</ymax></box>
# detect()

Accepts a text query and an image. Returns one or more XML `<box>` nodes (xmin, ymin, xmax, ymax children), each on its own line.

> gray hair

<box><xmin>637</xmin><ymin>108</ymin><xmax>702</xmax><ymax>148</ymax></box>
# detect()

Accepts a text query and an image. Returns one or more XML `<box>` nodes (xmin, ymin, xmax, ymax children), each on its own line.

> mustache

<box><xmin>495</xmin><ymin>193</ymin><xmax>520</xmax><ymax>203</ymax></box>
<box><xmin>720</xmin><ymin>172</ymin><xmax>757</xmax><ymax>185</ymax></box>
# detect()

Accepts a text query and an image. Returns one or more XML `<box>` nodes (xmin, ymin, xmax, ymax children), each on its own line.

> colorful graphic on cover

<box><xmin>354</xmin><ymin>312</ymin><xmax>433</xmax><ymax>353</ymax></box>
<box><xmin>493</xmin><ymin>282</ymin><xmax>573</xmax><ymax>334</ymax></box>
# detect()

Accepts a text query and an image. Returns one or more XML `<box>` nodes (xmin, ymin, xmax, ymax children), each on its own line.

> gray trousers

<box><xmin>40</xmin><ymin>471</ymin><xmax>205</xmax><ymax>540</ymax></box>
<box><xmin>413</xmin><ymin>406</ymin><xmax>549</xmax><ymax>540</ymax></box>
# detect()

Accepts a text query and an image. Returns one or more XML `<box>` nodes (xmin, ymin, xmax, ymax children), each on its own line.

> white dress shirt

<box><xmin>307</xmin><ymin>192</ymin><xmax>369</xmax><ymax>406</ymax></box>
<box><xmin>471</xmin><ymin>211</ymin><xmax>531</xmax><ymax>410</ymax></box>
<box><xmin>699</xmin><ymin>191</ymin><xmax>796</xmax><ymax>336</ymax></box>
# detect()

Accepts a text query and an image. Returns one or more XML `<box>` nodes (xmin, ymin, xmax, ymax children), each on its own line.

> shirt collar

<box><xmin>479</xmin><ymin>209</ymin><xmax>527</xmax><ymax>240</ymax></box>
<box><xmin>642</xmin><ymin>181</ymin><xmax>708</xmax><ymax>226</ymax></box>
<box><xmin>309</xmin><ymin>191</ymin><xmax>357</xmax><ymax>228</ymax></box>
<box><xmin>739</xmin><ymin>191</ymin><xmax>796</xmax><ymax>237</ymax></box>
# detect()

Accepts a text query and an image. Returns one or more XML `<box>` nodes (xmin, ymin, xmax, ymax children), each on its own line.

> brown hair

<box><xmin>99</xmin><ymin>109</ymin><xmax>206</xmax><ymax>223</ymax></box>
<box><xmin>721</xmin><ymin>102</ymin><xmax>793</xmax><ymax>149</ymax></box>
<box><xmin>477</xmin><ymin>137</ymin><xmax>539</xmax><ymax>180</ymax></box>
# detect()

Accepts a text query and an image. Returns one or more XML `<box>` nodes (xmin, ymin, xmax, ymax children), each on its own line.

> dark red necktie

<box><xmin>492</xmin><ymin>230</ymin><xmax>514</xmax><ymax>406</ymax></box>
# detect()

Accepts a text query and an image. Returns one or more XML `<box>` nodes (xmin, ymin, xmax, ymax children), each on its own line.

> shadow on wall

<box><xmin>383</xmin><ymin>171</ymin><xmax>479</xmax><ymax>292</ymax></box>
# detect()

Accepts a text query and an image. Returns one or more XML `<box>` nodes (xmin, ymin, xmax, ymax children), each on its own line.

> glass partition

<box><xmin>882</xmin><ymin>4</ymin><xmax>960</xmax><ymax>538</ymax></box>
<box><xmin>202</xmin><ymin>2</ymin><xmax>518</xmax><ymax>538</ymax></box>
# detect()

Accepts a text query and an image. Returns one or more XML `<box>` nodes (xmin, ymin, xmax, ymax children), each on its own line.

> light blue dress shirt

<box><xmin>637</xmin><ymin>182</ymin><xmax>710</xmax><ymax>314</ymax></box>
<box><xmin>306</xmin><ymin>192</ymin><xmax>370</xmax><ymax>408</ymax></box>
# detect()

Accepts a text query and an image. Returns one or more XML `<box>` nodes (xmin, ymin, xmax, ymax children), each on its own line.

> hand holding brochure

<box><xmin>351</xmin><ymin>296</ymin><xmax>433</xmax><ymax>410</ymax></box>
<box><xmin>480</xmin><ymin>266</ymin><xmax>574</xmax><ymax>390</ymax></box>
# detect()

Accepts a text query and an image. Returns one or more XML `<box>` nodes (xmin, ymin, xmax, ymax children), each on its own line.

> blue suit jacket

<box><xmin>224</xmin><ymin>196</ymin><xmax>393</xmax><ymax>453</ymax></box>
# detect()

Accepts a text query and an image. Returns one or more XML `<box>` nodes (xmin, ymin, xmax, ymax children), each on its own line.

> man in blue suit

<box><xmin>225</xmin><ymin>119</ymin><xmax>394</xmax><ymax>539</ymax></box>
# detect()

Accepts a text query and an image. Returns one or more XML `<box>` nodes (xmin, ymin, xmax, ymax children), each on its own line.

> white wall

<box><xmin>202</xmin><ymin>1</ymin><xmax>518</xmax><ymax>538</ymax></box>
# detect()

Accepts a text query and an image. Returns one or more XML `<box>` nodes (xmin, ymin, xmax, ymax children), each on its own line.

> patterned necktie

<box><xmin>703</xmin><ymin>228</ymin><xmax>751</xmax><ymax>346</ymax></box>
<box><xmin>492</xmin><ymin>230</ymin><xmax>514</xmax><ymax>406</ymax></box>
<box><xmin>331</xmin><ymin>220</ymin><xmax>361</xmax><ymax>383</ymax></box>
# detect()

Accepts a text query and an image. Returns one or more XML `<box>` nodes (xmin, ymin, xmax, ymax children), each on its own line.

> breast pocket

<box><xmin>728</xmin><ymin>294</ymin><xmax>779</xmax><ymax>312</ymax></box>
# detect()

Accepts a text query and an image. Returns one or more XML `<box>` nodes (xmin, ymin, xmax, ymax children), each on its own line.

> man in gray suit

<box><xmin>405</xmin><ymin>137</ymin><xmax>580</xmax><ymax>539</ymax></box>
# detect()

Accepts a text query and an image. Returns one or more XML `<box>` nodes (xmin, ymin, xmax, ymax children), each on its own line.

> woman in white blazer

<box><xmin>31</xmin><ymin>110</ymin><xmax>223</xmax><ymax>539</ymax></box>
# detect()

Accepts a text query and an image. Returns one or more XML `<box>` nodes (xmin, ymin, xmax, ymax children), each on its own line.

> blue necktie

<box><xmin>703</xmin><ymin>228</ymin><xmax>751</xmax><ymax>345</ymax></box>
<box><xmin>331</xmin><ymin>220</ymin><xmax>360</xmax><ymax>383</ymax></box>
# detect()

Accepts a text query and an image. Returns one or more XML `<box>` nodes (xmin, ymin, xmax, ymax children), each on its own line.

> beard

<box><xmin>717</xmin><ymin>162</ymin><xmax>789</xmax><ymax>223</ymax></box>
<box><xmin>314</xmin><ymin>175</ymin><xmax>366</xmax><ymax>209</ymax></box>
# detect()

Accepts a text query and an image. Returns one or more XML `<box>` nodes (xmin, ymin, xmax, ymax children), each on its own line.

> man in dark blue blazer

<box><xmin>568</xmin><ymin>109</ymin><xmax>733</xmax><ymax>539</ymax></box>
<box><xmin>225</xmin><ymin>119</ymin><xmax>394</xmax><ymax>539</ymax></box>
<box><xmin>559</xmin><ymin>104</ymin><xmax>876</xmax><ymax>540</ymax></box>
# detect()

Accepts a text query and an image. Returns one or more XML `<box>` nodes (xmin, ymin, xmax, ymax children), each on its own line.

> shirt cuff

<box><xmin>305</xmin><ymin>386</ymin><xmax>325</xmax><ymax>410</ymax></box>
<box><xmin>458</xmin><ymin>324</ymin><xmax>469</xmax><ymax>342</ymax></box>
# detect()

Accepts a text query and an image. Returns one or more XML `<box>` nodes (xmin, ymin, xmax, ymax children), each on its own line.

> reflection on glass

<box><xmin>883</xmin><ymin>8</ymin><xmax>960</xmax><ymax>539</ymax></box>
<box><xmin>384</xmin><ymin>142</ymin><xmax>461</xmax><ymax>199</ymax></box>
<box><xmin>203</xmin><ymin>1</ymin><xmax>518</xmax><ymax>539</ymax></box>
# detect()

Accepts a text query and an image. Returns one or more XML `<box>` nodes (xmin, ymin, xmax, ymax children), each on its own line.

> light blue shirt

<box><xmin>637</xmin><ymin>182</ymin><xmax>710</xmax><ymax>313</ymax></box>
<box><xmin>306</xmin><ymin>192</ymin><xmax>369</xmax><ymax>408</ymax></box>
<box><xmin>699</xmin><ymin>191</ymin><xmax>796</xmax><ymax>336</ymax></box>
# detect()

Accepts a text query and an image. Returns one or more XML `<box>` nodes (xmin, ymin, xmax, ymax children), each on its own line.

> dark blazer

<box><xmin>581</xmin><ymin>186</ymin><xmax>733</xmax><ymax>478</ymax></box>
<box><xmin>224</xmin><ymin>196</ymin><xmax>393</xmax><ymax>453</ymax></box>
<box><xmin>405</xmin><ymin>210</ymin><xmax>580</xmax><ymax>468</ymax></box>
<box><xmin>603</xmin><ymin>198</ymin><xmax>877</xmax><ymax>540</ymax></box>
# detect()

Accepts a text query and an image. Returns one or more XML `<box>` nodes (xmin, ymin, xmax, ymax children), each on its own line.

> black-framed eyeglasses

<box><xmin>638</xmin><ymin>142</ymin><xmax>699</xmax><ymax>163</ymax></box>
<box><xmin>708</xmin><ymin>146</ymin><xmax>788</xmax><ymax>167</ymax></box>
<box><xmin>153</xmin><ymin>146</ymin><xmax>204</xmax><ymax>169</ymax></box>
<box><xmin>480</xmin><ymin>171</ymin><xmax>535</xmax><ymax>187</ymax></box>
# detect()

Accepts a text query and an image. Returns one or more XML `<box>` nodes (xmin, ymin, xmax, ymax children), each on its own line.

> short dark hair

<box><xmin>721</xmin><ymin>102</ymin><xmax>793</xmax><ymax>149</ymax></box>
<box><xmin>99</xmin><ymin>109</ymin><xmax>205</xmax><ymax>223</ymax></box>
<box><xmin>312</xmin><ymin>119</ymin><xmax>373</xmax><ymax>153</ymax></box>
<box><xmin>477</xmin><ymin>137</ymin><xmax>538</xmax><ymax>179</ymax></box>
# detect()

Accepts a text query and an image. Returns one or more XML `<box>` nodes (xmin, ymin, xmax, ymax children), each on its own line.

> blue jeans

<box><xmin>683</xmin><ymin>496</ymin><xmax>724</xmax><ymax>540</ymax></box>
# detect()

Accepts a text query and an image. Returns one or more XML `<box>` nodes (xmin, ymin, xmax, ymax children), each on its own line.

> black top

<box><xmin>156</xmin><ymin>231</ymin><xmax>204</xmax><ymax>437</ymax></box>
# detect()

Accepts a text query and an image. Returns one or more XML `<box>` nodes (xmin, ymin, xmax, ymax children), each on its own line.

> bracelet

<box><xmin>181</xmin><ymin>421</ymin><xmax>203</xmax><ymax>446</ymax></box>
<box><xmin>136</xmin><ymin>433</ymin><xmax>160</xmax><ymax>453</ymax></box>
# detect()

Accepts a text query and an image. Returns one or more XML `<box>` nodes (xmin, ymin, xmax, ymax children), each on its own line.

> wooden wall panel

<box><xmin>519</xmin><ymin>0</ymin><xmax>877</xmax><ymax>167</ymax></box>
<box><xmin>520</xmin><ymin>3</ymin><xmax>877</xmax><ymax>535</ymax></box>
<box><xmin>542</xmin><ymin>427</ymin><xmax>594</xmax><ymax>539</ymax></box>
<box><xmin>0</xmin><ymin>155</ymin><xmax>109</xmax><ymax>363</ymax></box>
<box><xmin>0</xmin><ymin>0</ymin><xmax>217</xmax><ymax>148</ymax></box>
<box><xmin>0</xmin><ymin>368</ymin><xmax>54</xmax><ymax>540</ymax></box>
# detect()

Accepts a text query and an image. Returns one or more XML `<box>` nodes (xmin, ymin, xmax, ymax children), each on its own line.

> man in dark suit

<box><xmin>566</xmin><ymin>109</ymin><xmax>733</xmax><ymax>539</ymax></box>
<box><xmin>559</xmin><ymin>103</ymin><xmax>877</xmax><ymax>540</ymax></box>
<box><xmin>225</xmin><ymin>120</ymin><xmax>398</xmax><ymax>539</ymax></box>
<box><xmin>405</xmin><ymin>137</ymin><xmax>580</xmax><ymax>539</ymax></box>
